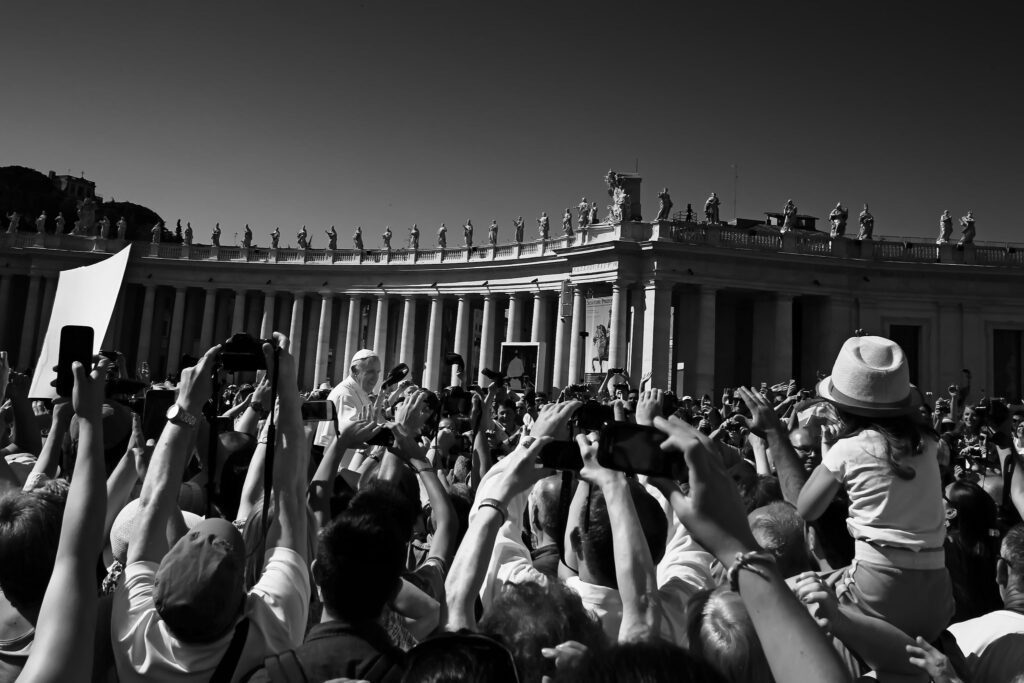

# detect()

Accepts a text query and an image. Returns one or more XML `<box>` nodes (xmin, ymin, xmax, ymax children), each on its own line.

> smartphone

<box><xmin>53</xmin><ymin>325</ymin><xmax>94</xmax><ymax>397</ymax></box>
<box><xmin>537</xmin><ymin>439</ymin><xmax>583</xmax><ymax>471</ymax></box>
<box><xmin>572</xmin><ymin>402</ymin><xmax>615</xmax><ymax>433</ymax></box>
<box><xmin>366</xmin><ymin>427</ymin><xmax>395</xmax><ymax>448</ymax></box>
<box><xmin>142</xmin><ymin>390</ymin><xmax>177</xmax><ymax>441</ymax></box>
<box><xmin>301</xmin><ymin>400</ymin><xmax>336</xmax><ymax>423</ymax></box>
<box><xmin>598</xmin><ymin>422</ymin><xmax>682</xmax><ymax>479</ymax></box>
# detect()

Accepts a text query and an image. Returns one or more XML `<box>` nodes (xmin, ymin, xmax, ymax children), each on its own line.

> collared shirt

<box><xmin>948</xmin><ymin>609</ymin><xmax>1024</xmax><ymax>680</ymax></box>
<box><xmin>314</xmin><ymin>375</ymin><xmax>372</xmax><ymax>448</ymax></box>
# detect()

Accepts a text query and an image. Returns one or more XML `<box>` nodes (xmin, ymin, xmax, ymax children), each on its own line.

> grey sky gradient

<box><xmin>2</xmin><ymin>1</ymin><xmax>1020</xmax><ymax>248</ymax></box>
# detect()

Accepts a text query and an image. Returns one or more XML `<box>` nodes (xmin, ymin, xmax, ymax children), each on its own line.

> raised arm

<box><xmin>23</xmin><ymin>400</ymin><xmax>74</xmax><ymax>487</ymax></box>
<box><xmin>738</xmin><ymin>387</ymin><xmax>808</xmax><ymax>504</ymax></box>
<box><xmin>19</xmin><ymin>358</ymin><xmax>109</xmax><ymax>683</ymax></box>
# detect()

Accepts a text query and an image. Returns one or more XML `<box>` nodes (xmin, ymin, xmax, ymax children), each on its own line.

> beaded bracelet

<box><xmin>727</xmin><ymin>550</ymin><xmax>776</xmax><ymax>592</ymax></box>
<box><xmin>477</xmin><ymin>498</ymin><xmax>508</xmax><ymax>525</ymax></box>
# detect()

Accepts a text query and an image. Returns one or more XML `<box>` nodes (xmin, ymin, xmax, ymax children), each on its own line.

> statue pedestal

<box><xmin>212</xmin><ymin>245</ymin><xmax>220</xmax><ymax>260</ymax></box>
<box><xmin>706</xmin><ymin>224</ymin><xmax>722</xmax><ymax>247</ymax></box>
<box><xmin>269</xmin><ymin>248</ymin><xmax>278</xmax><ymax>263</ymax></box>
<box><xmin>514</xmin><ymin>244</ymin><xmax>522</xmax><ymax>259</ymax></box>
<box><xmin>962</xmin><ymin>244</ymin><xmax>977</xmax><ymax>265</ymax></box>
<box><xmin>830</xmin><ymin>237</ymin><xmax>850</xmax><ymax>258</ymax></box>
<box><xmin>650</xmin><ymin>220</ymin><xmax>670</xmax><ymax>241</ymax></box>
<box><xmin>938</xmin><ymin>243</ymin><xmax>953</xmax><ymax>263</ymax></box>
<box><xmin>149</xmin><ymin>243</ymin><xmax>160</xmax><ymax>257</ymax></box>
<box><xmin>411</xmin><ymin>249</ymin><xmax>418</xmax><ymax>263</ymax></box>
<box><xmin>859</xmin><ymin>239</ymin><xmax>875</xmax><ymax>259</ymax></box>
<box><xmin>781</xmin><ymin>231</ymin><xmax>798</xmax><ymax>252</ymax></box>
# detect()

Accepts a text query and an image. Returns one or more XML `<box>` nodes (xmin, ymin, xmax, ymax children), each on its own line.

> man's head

<box><xmin>496</xmin><ymin>399</ymin><xmax>518</xmax><ymax>432</ymax></box>
<box><xmin>998</xmin><ymin>524</ymin><xmax>1024</xmax><ymax>602</ymax></box>
<box><xmin>686</xmin><ymin>586</ymin><xmax>772</xmax><ymax>683</ymax></box>
<box><xmin>153</xmin><ymin>517</ymin><xmax>246</xmax><ymax>643</ymax></box>
<box><xmin>528</xmin><ymin>475</ymin><xmax>563</xmax><ymax>545</ymax></box>
<box><xmin>349</xmin><ymin>349</ymin><xmax>381</xmax><ymax>394</ymax></box>
<box><xmin>789</xmin><ymin>427</ymin><xmax>821</xmax><ymax>473</ymax></box>
<box><xmin>626</xmin><ymin>389</ymin><xmax>639</xmax><ymax>412</ymax></box>
<box><xmin>747</xmin><ymin>502</ymin><xmax>813</xmax><ymax>578</ymax></box>
<box><xmin>0</xmin><ymin>485</ymin><xmax>66</xmax><ymax>622</ymax></box>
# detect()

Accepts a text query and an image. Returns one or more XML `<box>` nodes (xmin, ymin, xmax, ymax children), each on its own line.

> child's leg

<box><xmin>838</xmin><ymin>561</ymin><xmax>953</xmax><ymax>642</ymax></box>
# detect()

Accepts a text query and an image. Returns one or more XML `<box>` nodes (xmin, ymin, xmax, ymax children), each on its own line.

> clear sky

<box><xmin>2</xmin><ymin>1</ymin><xmax>1021</xmax><ymax>248</ymax></box>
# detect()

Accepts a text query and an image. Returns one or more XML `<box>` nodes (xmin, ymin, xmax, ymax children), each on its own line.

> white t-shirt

<box><xmin>111</xmin><ymin>547</ymin><xmax>310</xmax><ymax>683</ymax></box>
<box><xmin>822</xmin><ymin>430</ymin><xmax>945</xmax><ymax>550</ymax></box>
<box><xmin>948</xmin><ymin>610</ymin><xmax>1024</xmax><ymax>680</ymax></box>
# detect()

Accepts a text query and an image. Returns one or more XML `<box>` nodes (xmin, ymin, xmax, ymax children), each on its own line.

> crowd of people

<box><xmin>2</xmin><ymin>328</ymin><xmax>1024</xmax><ymax>682</ymax></box>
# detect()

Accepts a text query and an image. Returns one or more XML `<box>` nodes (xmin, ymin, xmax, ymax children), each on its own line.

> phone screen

<box><xmin>537</xmin><ymin>439</ymin><xmax>583</xmax><ymax>471</ymax></box>
<box><xmin>54</xmin><ymin>325</ymin><xmax>94</xmax><ymax>397</ymax></box>
<box><xmin>300</xmin><ymin>401</ymin><xmax>336</xmax><ymax>422</ymax></box>
<box><xmin>598</xmin><ymin>423</ymin><xmax>680</xmax><ymax>479</ymax></box>
<box><xmin>142</xmin><ymin>390</ymin><xmax>177</xmax><ymax>442</ymax></box>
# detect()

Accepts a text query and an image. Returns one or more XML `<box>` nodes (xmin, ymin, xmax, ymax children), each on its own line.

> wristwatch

<box><xmin>166</xmin><ymin>403</ymin><xmax>199</xmax><ymax>428</ymax></box>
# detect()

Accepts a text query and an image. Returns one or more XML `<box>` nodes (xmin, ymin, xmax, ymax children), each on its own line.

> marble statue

<box><xmin>353</xmin><ymin>226</ymin><xmax>364</xmax><ymax>251</ymax></box>
<box><xmin>513</xmin><ymin>216</ymin><xmax>525</xmax><ymax>243</ymax></box>
<box><xmin>589</xmin><ymin>202</ymin><xmax>599</xmax><ymax>226</ymax></box>
<box><xmin>175</xmin><ymin>219</ymin><xmax>183</xmax><ymax>242</ymax></box>
<box><xmin>36</xmin><ymin>211</ymin><xmax>47</xmax><ymax>233</ymax></box>
<box><xmin>578</xmin><ymin>197</ymin><xmax>590</xmax><ymax>227</ymax></box>
<box><xmin>151</xmin><ymin>221</ymin><xmax>163</xmax><ymax>244</ymax></box>
<box><xmin>958</xmin><ymin>211</ymin><xmax>976</xmax><ymax>247</ymax></box>
<box><xmin>685</xmin><ymin>204</ymin><xmax>694</xmax><ymax>222</ymax></box>
<box><xmin>98</xmin><ymin>215</ymin><xmax>111</xmax><ymax>239</ymax></box>
<box><xmin>656</xmin><ymin>188</ymin><xmax>673</xmax><ymax>221</ymax></box>
<box><xmin>437</xmin><ymin>223</ymin><xmax>446</xmax><ymax>249</ymax></box>
<box><xmin>488</xmin><ymin>220</ymin><xmax>498</xmax><ymax>246</ymax></box>
<box><xmin>6</xmin><ymin>211</ymin><xmax>20</xmax><ymax>234</ymax></box>
<box><xmin>270</xmin><ymin>226</ymin><xmax>280</xmax><ymax>248</ymax></box>
<box><xmin>611</xmin><ymin>188</ymin><xmax>628</xmax><ymax>222</ymax></box>
<box><xmin>829</xmin><ymin>203</ymin><xmax>849</xmax><ymax>238</ymax></box>
<box><xmin>243</xmin><ymin>224</ymin><xmax>253</xmax><ymax>248</ymax></box>
<box><xmin>781</xmin><ymin>199</ymin><xmax>798</xmax><ymax>233</ymax></box>
<box><xmin>184</xmin><ymin>222</ymin><xmax>193</xmax><ymax>246</ymax></box>
<box><xmin>463</xmin><ymin>220</ymin><xmax>473</xmax><ymax>250</ymax></box>
<box><xmin>55</xmin><ymin>213</ymin><xmax>66</xmax><ymax>234</ymax></box>
<box><xmin>326</xmin><ymin>225</ymin><xmax>337</xmax><ymax>250</ymax></box>
<box><xmin>409</xmin><ymin>224</ymin><xmax>419</xmax><ymax>250</ymax></box>
<box><xmin>297</xmin><ymin>226</ymin><xmax>309</xmax><ymax>249</ymax></box>
<box><xmin>705</xmin><ymin>193</ymin><xmax>720</xmax><ymax>223</ymax></box>
<box><xmin>858</xmin><ymin>204</ymin><xmax>874</xmax><ymax>240</ymax></box>
<box><xmin>937</xmin><ymin>210</ymin><xmax>953</xmax><ymax>244</ymax></box>
<box><xmin>538</xmin><ymin>212</ymin><xmax>550</xmax><ymax>240</ymax></box>
<box><xmin>115</xmin><ymin>216</ymin><xmax>126</xmax><ymax>239</ymax></box>
<box><xmin>562</xmin><ymin>208</ymin><xmax>573</xmax><ymax>238</ymax></box>
<box><xmin>212</xmin><ymin>223</ymin><xmax>221</xmax><ymax>247</ymax></box>
<box><xmin>382</xmin><ymin>226</ymin><xmax>392</xmax><ymax>251</ymax></box>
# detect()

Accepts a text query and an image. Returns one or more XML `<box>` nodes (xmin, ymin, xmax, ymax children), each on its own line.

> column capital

<box><xmin>317</xmin><ymin>289</ymin><xmax>333</xmax><ymax>299</ymax></box>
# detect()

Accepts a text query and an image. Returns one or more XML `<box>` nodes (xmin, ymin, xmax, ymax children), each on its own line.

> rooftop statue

<box><xmin>212</xmin><ymin>222</ymin><xmax>221</xmax><ymax>246</ymax></box>
<box><xmin>55</xmin><ymin>213</ymin><xmax>66</xmax><ymax>234</ymax></box>
<box><xmin>151</xmin><ymin>221</ymin><xmax>163</xmax><ymax>244</ymax></box>
<box><xmin>184</xmin><ymin>222</ymin><xmax>193</xmax><ymax>246</ymax></box>
<box><xmin>578</xmin><ymin>197</ymin><xmax>590</xmax><ymax>227</ymax></box>
<box><xmin>243</xmin><ymin>224</ymin><xmax>253</xmax><ymax>248</ymax></box>
<box><xmin>409</xmin><ymin>224</ymin><xmax>419</xmax><ymax>250</ymax></box>
<box><xmin>858</xmin><ymin>204</ymin><xmax>874</xmax><ymax>240</ymax></box>
<box><xmin>656</xmin><ymin>188</ymin><xmax>673</xmax><ymax>221</ymax></box>
<box><xmin>538</xmin><ymin>212</ymin><xmax>549</xmax><ymax>240</ymax></box>
<box><xmin>297</xmin><ymin>225</ymin><xmax>309</xmax><ymax>249</ymax></box>
<box><xmin>829</xmin><ymin>203</ymin><xmax>849</xmax><ymax>239</ymax></box>
<box><xmin>685</xmin><ymin>203</ymin><xmax>694</xmax><ymax>222</ymax></box>
<box><xmin>270</xmin><ymin>226</ymin><xmax>280</xmax><ymax>248</ymax></box>
<box><xmin>513</xmin><ymin>216</ymin><xmax>525</xmax><ymax>244</ymax></box>
<box><xmin>705</xmin><ymin>192</ymin><xmax>720</xmax><ymax>224</ymax></box>
<box><xmin>116</xmin><ymin>216</ymin><xmax>126</xmax><ymax>239</ymax></box>
<box><xmin>175</xmin><ymin>219</ymin><xmax>183</xmax><ymax>242</ymax></box>
<box><xmin>437</xmin><ymin>223</ymin><xmax>446</xmax><ymax>249</ymax></box>
<box><xmin>6</xmin><ymin>211</ymin><xmax>19</xmax><ymax>234</ymax></box>
<box><xmin>488</xmin><ymin>220</ymin><xmax>498</xmax><ymax>246</ymax></box>
<box><xmin>958</xmin><ymin>210</ymin><xmax>976</xmax><ymax>247</ymax></box>
<box><xmin>98</xmin><ymin>215</ymin><xmax>111</xmax><ymax>239</ymax></box>
<box><xmin>353</xmin><ymin>226</ymin><xmax>364</xmax><ymax>251</ymax></box>
<box><xmin>326</xmin><ymin>225</ymin><xmax>337</xmax><ymax>250</ymax></box>
<box><xmin>589</xmin><ymin>202</ymin><xmax>599</xmax><ymax>226</ymax></box>
<box><xmin>463</xmin><ymin>219</ymin><xmax>473</xmax><ymax>249</ymax></box>
<box><xmin>562</xmin><ymin>208</ymin><xmax>574</xmax><ymax>238</ymax></box>
<box><xmin>382</xmin><ymin>225</ymin><xmax>392</xmax><ymax>251</ymax></box>
<box><xmin>937</xmin><ymin>210</ymin><xmax>953</xmax><ymax>245</ymax></box>
<box><xmin>36</xmin><ymin>211</ymin><xmax>47</xmax><ymax>234</ymax></box>
<box><xmin>781</xmin><ymin>199</ymin><xmax>797</xmax><ymax>233</ymax></box>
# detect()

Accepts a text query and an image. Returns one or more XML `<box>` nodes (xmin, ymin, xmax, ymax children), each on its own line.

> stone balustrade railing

<box><xmin>3</xmin><ymin>220</ymin><xmax>1021</xmax><ymax>268</ymax></box>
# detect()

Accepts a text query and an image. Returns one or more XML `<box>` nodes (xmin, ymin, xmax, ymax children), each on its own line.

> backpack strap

<box><xmin>263</xmin><ymin>649</ymin><xmax>308</xmax><ymax>683</ymax></box>
<box><xmin>210</xmin><ymin>618</ymin><xmax>251</xmax><ymax>683</ymax></box>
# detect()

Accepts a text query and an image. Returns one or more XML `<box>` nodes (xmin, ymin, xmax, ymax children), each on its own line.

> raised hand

<box><xmin>635</xmin><ymin>389</ymin><xmax>663</xmax><ymax>426</ymax></box>
<box><xmin>71</xmin><ymin>357</ymin><xmax>110</xmax><ymax>422</ymax></box>
<box><xmin>736</xmin><ymin>386</ymin><xmax>779</xmax><ymax>437</ymax></box>
<box><xmin>177</xmin><ymin>344</ymin><xmax>221</xmax><ymax>413</ymax></box>
<box><xmin>577</xmin><ymin>430</ymin><xmax>623</xmax><ymax>489</ymax></box>
<box><xmin>906</xmin><ymin>637</ymin><xmax>962</xmax><ymax>683</ymax></box>
<box><xmin>529</xmin><ymin>400</ymin><xmax>580</xmax><ymax>440</ymax></box>
<box><xmin>793</xmin><ymin>571</ymin><xmax>839</xmax><ymax>636</ymax></box>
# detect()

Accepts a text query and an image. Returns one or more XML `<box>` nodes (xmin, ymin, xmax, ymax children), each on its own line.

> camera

<box><xmin>570</xmin><ymin>400</ymin><xmax>615</xmax><ymax>433</ymax></box>
<box><xmin>481</xmin><ymin>367</ymin><xmax>508</xmax><ymax>384</ymax></box>
<box><xmin>219</xmin><ymin>333</ymin><xmax>272</xmax><ymax>372</ymax></box>
<box><xmin>441</xmin><ymin>386</ymin><xmax>472</xmax><ymax>416</ymax></box>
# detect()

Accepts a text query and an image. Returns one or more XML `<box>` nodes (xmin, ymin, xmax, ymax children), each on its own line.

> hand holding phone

<box><xmin>597</xmin><ymin>422</ymin><xmax>681</xmax><ymax>479</ymax></box>
<box><xmin>52</xmin><ymin>325</ymin><xmax>94</xmax><ymax>398</ymax></box>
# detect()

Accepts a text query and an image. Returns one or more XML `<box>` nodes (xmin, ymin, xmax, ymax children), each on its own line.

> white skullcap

<box><xmin>350</xmin><ymin>349</ymin><xmax>378</xmax><ymax>365</ymax></box>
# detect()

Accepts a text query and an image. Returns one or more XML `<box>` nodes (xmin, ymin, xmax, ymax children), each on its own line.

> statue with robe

<box><xmin>958</xmin><ymin>211</ymin><xmax>976</xmax><ymax>247</ymax></box>
<box><xmin>6</xmin><ymin>211</ymin><xmax>19</xmax><ymax>234</ymax></box>
<box><xmin>488</xmin><ymin>220</ymin><xmax>498</xmax><ymax>246</ymax></box>
<box><xmin>36</xmin><ymin>211</ymin><xmax>47</xmax><ymax>234</ymax></box>
<box><xmin>437</xmin><ymin>223</ymin><xmax>446</xmax><ymax>249</ymax></box>
<box><xmin>858</xmin><ymin>204</ymin><xmax>874</xmax><ymax>240</ymax></box>
<box><xmin>782</xmin><ymin>199</ymin><xmax>798</xmax><ymax>233</ymax></box>
<box><xmin>704</xmin><ymin>193</ymin><xmax>720</xmax><ymax>223</ymax></box>
<box><xmin>382</xmin><ymin>225</ymin><xmax>392</xmax><ymax>251</ymax></box>
<box><xmin>98</xmin><ymin>215</ymin><xmax>111</xmax><ymax>239</ymax></box>
<box><xmin>409</xmin><ymin>224</ymin><xmax>419</xmax><ymax>250</ymax></box>
<box><xmin>243</xmin><ymin>224</ymin><xmax>253</xmax><ymax>248</ymax></box>
<box><xmin>151</xmin><ymin>221</ymin><xmax>163</xmax><ymax>243</ymax></box>
<box><xmin>937</xmin><ymin>210</ymin><xmax>953</xmax><ymax>244</ymax></box>
<box><xmin>589</xmin><ymin>202</ymin><xmax>599</xmax><ymax>225</ymax></box>
<box><xmin>829</xmin><ymin>203</ymin><xmax>849</xmax><ymax>238</ymax></box>
<box><xmin>184</xmin><ymin>222</ymin><xmax>193</xmax><ymax>246</ymax></box>
<box><xmin>463</xmin><ymin>220</ymin><xmax>473</xmax><ymax>249</ymax></box>
<box><xmin>297</xmin><ymin>226</ymin><xmax>309</xmax><ymax>249</ymax></box>
<box><xmin>353</xmin><ymin>226</ymin><xmax>364</xmax><ymax>250</ymax></box>
<box><xmin>538</xmin><ymin>212</ymin><xmax>550</xmax><ymax>240</ymax></box>
<box><xmin>578</xmin><ymin>197</ymin><xmax>590</xmax><ymax>227</ymax></box>
<box><xmin>513</xmin><ymin>216</ymin><xmax>525</xmax><ymax>243</ymax></box>
<box><xmin>270</xmin><ymin>226</ymin><xmax>280</xmax><ymax>248</ymax></box>
<box><xmin>56</xmin><ymin>213</ymin><xmax>66</xmax><ymax>234</ymax></box>
<box><xmin>326</xmin><ymin>225</ymin><xmax>337</xmax><ymax>250</ymax></box>
<box><xmin>562</xmin><ymin>208</ymin><xmax>573</xmax><ymax>238</ymax></box>
<box><xmin>212</xmin><ymin>223</ymin><xmax>221</xmax><ymax>246</ymax></box>
<box><xmin>656</xmin><ymin>188</ymin><xmax>673</xmax><ymax>221</ymax></box>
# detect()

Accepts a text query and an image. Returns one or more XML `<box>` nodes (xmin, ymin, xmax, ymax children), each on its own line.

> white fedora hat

<box><xmin>816</xmin><ymin>336</ymin><xmax>920</xmax><ymax>417</ymax></box>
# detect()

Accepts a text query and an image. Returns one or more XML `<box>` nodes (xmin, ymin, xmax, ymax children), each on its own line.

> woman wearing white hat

<box><xmin>797</xmin><ymin>335</ymin><xmax>953</xmax><ymax>643</ymax></box>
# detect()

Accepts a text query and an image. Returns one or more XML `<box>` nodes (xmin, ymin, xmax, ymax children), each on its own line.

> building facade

<box><xmin>3</xmin><ymin>204</ymin><xmax>1024</xmax><ymax>400</ymax></box>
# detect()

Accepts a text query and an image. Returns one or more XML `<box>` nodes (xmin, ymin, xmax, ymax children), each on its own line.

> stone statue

<box><xmin>488</xmin><ymin>220</ymin><xmax>498</xmax><ymax>246</ymax></box>
<box><xmin>828</xmin><ymin>203</ymin><xmax>849</xmax><ymax>239</ymax></box>
<box><xmin>55</xmin><ymin>213</ymin><xmax>66</xmax><ymax>234</ymax></box>
<box><xmin>562</xmin><ymin>208</ymin><xmax>573</xmax><ymax>238</ymax></box>
<box><xmin>578</xmin><ymin>197</ymin><xmax>590</xmax><ymax>227</ymax></box>
<box><xmin>6</xmin><ymin>211</ymin><xmax>20</xmax><ymax>234</ymax></box>
<box><xmin>589</xmin><ymin>202</ymin><xmax>599</xmax><ymax>225</ymax></box>
<box><xmin>326</xmin><ymin>225</ymin><xmax>337</xmax><ymax>250</ymax></box>
<box><xmin>184</xmin><ymin>222</ymin><xmax>193</xmax><ymax>246</ymax></box>
<box><xmin>151</xmin><ymin>221</ymin><xmax>163</xmax><ymax>244</ymax></box>
<box><xmin>242</xmin><ymin>224</ymin><xmax>253</xmax><ymax>248</ymax></box>
<box><xmin>858</xmin><ymin>204</ymin><xmax>874</xmax><ymax>240</ymax></box>
<box><xmin>35</xmin><ymin>211</ymin><xmax>47</xmax><ymax>234</ymax></box>
<box><xmin>270</xmin><ymin>226</ymin><xmax>280</xmax><ymax>248</ymax></box>
<box><xmin>353</xmin><ymin>226</ymin><xmax>364</xmax><ymax>251</ymax></box>
<box><xmin>513</xmin><ymin>216</ymin><xmax>525</xmax><ymax>244</ymax></box>
<box><xmin>611</xmin><ymin>188</ymin><xmax>629</xmax><ymax>222</ymax></box>
<box><xmin>685</xmin><ymin>204</ymin><xmax>694</xmax><ymax>222</ymax></box>
<box><xmin>937</xmin><ymin>210</ymin><xmax>953</xmax><ymax>245</ymax></box>
<box><xmin>656</xmin><ymin>188</ymin><xmax>673</xmax><ymax>221</ymax></box>
<box><xmin>781</xmin><ymin>199</ymin><xmax>798</xmax><ymax>233</ymax></box>
<box><xmin>98</xmin><ymin>215</ymin><xmax>111</xmax><ymax>239</ymax></box>
<box><xmin>958</xmin><ymin>211</ymin><xmax>976</xmax><ymax>247</ymax></box>
<box><xmin>409</xmin><ymin>224</ymin><xmax>419</xmax><ymax>250</ymax></box>
<box><xmin>297</xmin><ymin>226</ymin><xmax>309</xmax><ymax>249</ymax></box>
<box><xmin>463</xmin><ymin>220</ymin><xmax>473</xmax><ymax>250</ymax></box>
<box><xmin>538</xmin><ymin>212</ymin><xmax>550</xmax><ymax>240</ymax></box>
<box><xmin>437</xmin><ymin>223</ymin><xmax>446</xmax><ymax>249</ymax></box>
<box><xmin>382</xmin><ymin>225</ymin><xmax>392</xmax><ymax>251</ymax></box>
<box><xmin>175</xmin><ymin>219</ymin><xmax>183</xmax><ymax>242</ymax></box>
<box><xmin>212</xmin><ymin>223</ymin><xmax>221</xmax><ymax>247</ymax></box>
<box><xmin>115</xmin><ymin>216</ymin><xmax>125</xmax><ymax>239</ymax></box>
<box><xmin>704</xmin><ymin>193</ymin><xmax>720</xmax><ymax>224</ymax></box>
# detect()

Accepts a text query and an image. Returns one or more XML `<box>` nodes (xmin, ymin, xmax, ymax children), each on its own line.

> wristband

<box><xmin>412</xmin><ymin>463</ymin><xmax>435</xmax><ymax>475</ymax></box>
<box><xmin>727</xmin><ymin>550</ymin><xmax>776</xmax><ymax>592</ymax></box>
<box><xmin>477</xmin><ymin>498</ymin><xmax>508</xmax><ymax>525</ymax></box>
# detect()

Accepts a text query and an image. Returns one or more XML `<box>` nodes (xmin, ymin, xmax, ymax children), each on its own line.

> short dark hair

<box><xmin>563</xmin><ymin>639</ymin><xmax>721</xmax><ymax>683</ymax></box>
<box><xmin>1002</xmin><ymin>524</ymin><xmax>1024</xmax><ymax>590</ymax></box>
<box><xmin>0</xmin><ymin>486</ymin><xmax>67</xmax><ymax>614</ymax></box>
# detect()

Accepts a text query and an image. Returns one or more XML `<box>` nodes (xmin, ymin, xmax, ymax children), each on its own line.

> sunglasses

<box><xmin>406</xmin><ymin>632</ymin><xmax>520</xmax><ymax>683</ymax></box>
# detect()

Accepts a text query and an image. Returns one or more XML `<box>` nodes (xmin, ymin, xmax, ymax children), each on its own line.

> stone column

<box><xmin>451</xmin><ymin>294</ymin><xmax>470</xmax><ymax>385</ymax></box>
<box><xmin>36</xmin><ymin>276</ymin><xmax>59</xmax><ymax>352</ymax></box>
<box><xmin>567</xmin><ymin>287</ymin><xmax>586</xmax><ymax>385</ymax></box>
<box><xmin>136</xmin><ymin>283</ymin><xmax>158</xmax><ymax>370</ymax></box>
<box><xmin>771</xmin><ymin>293</ymin><xmax>794</xmax><ymax>383</ymax></box>
<box><xmin>17</xmin><ymin>275</ymin><xmax>43</xmax><ymax>368</ymax></box>
<box><xmin>641</xmin><ymin>280</ymin><xmax>673</xmax><ymax>389</ymax></box>
<box><xmin>608</xmin><ymin>280</ymin><xmax>627</xmax><ymax>369</ymax></box>
<box><xmin>506</xmin><ymin>293</ymin><xmax>522</xmax><ymax>342</ymax></box>
<box><xmin>259</xmin><ymin>291</ymin><xmax>277</xmax><ymax>339</ymax></box>
<box><xmin>313</xmin><ymin>292</ymin><xmax>333</xmax><ymax>386</ymax></box>
<box><xmin>230</xmin><ymin>288</ymin><xmax>247</xmax><ymax>334</ymax></box>
<box><xmin>288</xmin><ymin>292</ymin><xmax>306</xmax><ymax>370</ymax></box>
<box><xmin>373</xmin><ymin>295</ymin><xmax>390</xmax><ymax>372</ymax></box>
<box><xmin>423</xmin><ymin>295</ymin><xmax>445</xmax><ymax>390</ymax></box>
<box><xmin>551</xmin><ymin>302</ymin><xmax>570</xmax><ymax>392</ymax></box>
<box><xmin>828</xmin><ymin>294</ymin><xmax>855</xmax><ymax>363</ymax></box>
<box><xmin>531</xmin><ymin>291</ymin><xmax>550</xmax><ymax>390</ymax></box>
<box><xmin>695</xmin><ymin>286</ymin><xmax>717</xmax><ymax>397</ymax></box>
<box><xmin>479</xmin><ymin>294</ymin><xmax>496</xmax><ymax>386</ymax></box>
<box><xmin>198</xmin><ymin>287</ymin><xmax>218</xmax><ymax>350</ymax></box>
<box><xmin>399</xmin><ymin>296</ymin><xmax>418</xmax><ymax>381</ymax></box>
<box><xmin>628</xmin><ymin>285</ymin><xmax>645</xmax><ymax>378</ymax></box>
<box><xmin>343</xmin><ymin>294</ymin><xmax>364</xmax><ymax>374</ymax></box>
<box><xmin>165</xmin><ymin>287</ymin><xmax>188</xmax><ymax>373</ymax></box>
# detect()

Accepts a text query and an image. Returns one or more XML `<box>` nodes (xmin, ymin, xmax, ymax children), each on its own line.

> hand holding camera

<box><xmin>71</xmin><ymin>355</ymin><xmax>111</xmax><ymax>424</ymax></box>
<box><xmin>177</xmin><ymin>344</ymin><xmax>222</xmax><ymax>414</ymax></box>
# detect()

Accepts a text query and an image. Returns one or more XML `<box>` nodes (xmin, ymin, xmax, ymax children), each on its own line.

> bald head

<box><xmin>529</xmin><ymin>475</ymin><xmax>563</xmax><ymax>540</ymax></box>
<box><xmin>748</xmin><ymin>502</ymin><xmax>813</xmax><ymax>578</ymax></box>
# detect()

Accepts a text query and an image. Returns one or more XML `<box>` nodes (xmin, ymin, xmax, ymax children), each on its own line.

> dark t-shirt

<box><xmin>531</xmin><ymin>544</ymin><xmax>561</xmax><ymax>579</ymax></box>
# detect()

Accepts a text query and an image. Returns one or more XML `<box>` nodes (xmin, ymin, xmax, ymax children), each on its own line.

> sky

<box><xmin>2</xmin><ymin>1</ymin><xmax>1021</xmax><ymax>248</ymax></box>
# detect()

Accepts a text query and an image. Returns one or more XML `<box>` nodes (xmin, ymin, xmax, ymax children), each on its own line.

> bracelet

<box><xmin>727</xmin><ymin>550</ymin><xmax>776</xmax><ymax>592</ymax></box>
<box><xmin>412</xmin><ymin>463</ymin><xmax>435</xmax><ymax>475</ymax></box>
<box><xmin>477</xmin><ymin>498</ymin><xmax>508</xmax><ymax>525</ymax></box>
